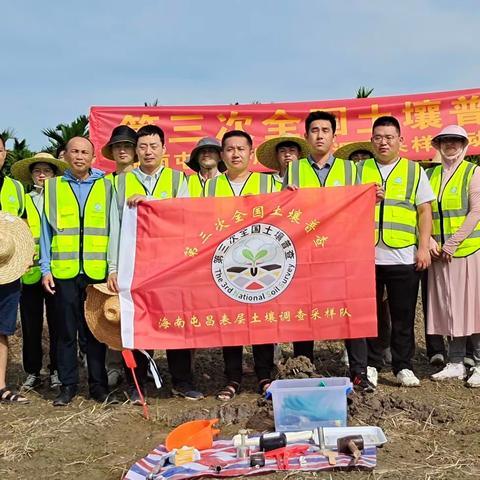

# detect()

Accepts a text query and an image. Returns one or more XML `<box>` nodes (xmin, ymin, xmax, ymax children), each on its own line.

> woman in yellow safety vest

<box><xmin>427</xmin><ymin>125</ymin><xmax>480</xmax><ymax>387</ymax></box>
<box><xmin>11</xmin><ymin>153</ymin><xmax>67</xmax><ymax>390</ymax></box>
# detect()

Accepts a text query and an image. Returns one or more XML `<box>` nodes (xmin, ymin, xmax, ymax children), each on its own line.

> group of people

<box><xmin>0</xmin><ymin>109</ymin><xmax>479</xmax><ymax>407</ymax></box>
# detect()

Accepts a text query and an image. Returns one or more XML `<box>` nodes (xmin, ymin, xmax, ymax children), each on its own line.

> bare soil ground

<box><xmin>1</xmin><ymin>308</ymin><xmax>479</xmax><ymax>480</ymax></box>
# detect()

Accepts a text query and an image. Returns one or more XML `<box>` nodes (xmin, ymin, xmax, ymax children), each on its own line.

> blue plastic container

<box><xmin>266</xmin><ymin>377</ymin><xmax>353</xmax><ymax>432</ymax></box>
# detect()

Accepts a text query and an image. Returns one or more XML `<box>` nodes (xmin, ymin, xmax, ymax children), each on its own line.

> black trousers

<box><xmin>124</xmin><ymin>348</ymin><xmax>194</xmax><ymax>389</ymax></box>
<box><xmin>420</xmin><ymin>270</ymin><xmax>446</xmax><ymax>358</ymax></box>
<box><xmin>293</xmin><ymin>341</ymin><xmax>314</xmax><ymax>362</ymax></box>
<box><xmin>367</xmin><ymin>264</ymin><xmax>420</xmax><ymax>375</ymax></box>
<box><xmin>223</xmin><ymin>344</ymin><xmax>274</xmax><ymax>384</ymax></box>
<box><xmin>54</xmin><ymin>275</ymin><xmax>107</xmax><ymax>395</ymax></box>
<box><xmin>20</xmin><ymin>281</ymin><xmax>57</xmax><ymax>375</ymax></box>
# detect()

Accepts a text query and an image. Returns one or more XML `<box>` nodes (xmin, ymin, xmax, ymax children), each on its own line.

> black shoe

<box><xmin>125</xmin><ymin>384</ymin><xmax>147</xmax><ymax>406</ymax></box>
<box><xmin>91</xmin><ymin>390</ymin><xmax>119</xmax><ymax>405</ymax></box>
<box><xmin>53</xmin><ymin>385</ymin><xmax>78</xmax><ymax>406</ymax></box>
<box><xmin>171</xmin><ymin>383</ymin><xmax>204</xmax><ymax>400</ymax></box>
<box><xmin>352</xmin><ymin>374</ymin><xmax>376</xmax><ymax>393</ymax></box>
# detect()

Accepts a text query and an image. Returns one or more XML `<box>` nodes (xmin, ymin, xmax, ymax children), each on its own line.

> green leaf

<box><xmin>242</xmin><ymin>249</ymin><xmax>254</xmax><ymax>261</ymax></box>
<box><xmin>254</xmin><ymin>249</ymin><xmax>268</xmax><ymax>261</ymax></box>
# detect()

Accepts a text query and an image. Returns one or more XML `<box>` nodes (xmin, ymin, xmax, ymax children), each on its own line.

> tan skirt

<box><xmin>427</xmin><ymin>250</ymin><xmax>480</xmax><ymax>336</ymax></box>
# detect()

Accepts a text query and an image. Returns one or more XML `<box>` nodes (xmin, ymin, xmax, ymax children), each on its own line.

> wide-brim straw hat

<box><xmin>101</xmin><ymin>125</ymin><xmax>138</xmax><ymax>161</ymax></box>
<box><xmin>431</xmin><ymin>125</ymin><xmax>469</xmax><ymax>150</ymax></box>
<box><xmin>256</xmin><ymin>136</ymin><xmax>312</xmax><ymax>171</ymax></box>
<box><xmin>186</xmin><ymin>137</ymin><xmax>226</xmax><ymax>173</ymax></box>
<box><xmin>0</xmin><ymin>212</ymin><xmax>35</xmax><ymax>285</ymax></box>
<box><xmin>85</xmin><ymin>284</ymin><xmax>123</xmax><ymax>351</ymax></box>
<box><xmin>334</xmin><ymin>141</ymin><xmax>374</xmax><ymax>160</ymax></box>
<box><xmin>10</xmin><ymin>153</ymin><xmax>68</xmax><ymax>185</ymax></box>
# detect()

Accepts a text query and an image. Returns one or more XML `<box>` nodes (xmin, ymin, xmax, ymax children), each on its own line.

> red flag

<box><xmin>119</xmin><ymin>185</ymin><xmax>377</xmax><ymax>349</ymax></box>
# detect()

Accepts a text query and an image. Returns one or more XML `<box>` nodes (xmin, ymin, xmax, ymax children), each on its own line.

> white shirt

<box><xmin>375</xmin><ymin>160</ymin><xmax>435</xmax><ymax>265</ymax></box>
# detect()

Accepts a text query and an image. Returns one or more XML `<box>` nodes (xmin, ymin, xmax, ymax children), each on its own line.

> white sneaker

<box><xmin>107</xmin><ymin>369</ymin><xmax>122</xmax><ymax>388</ymax></box>
<box><xmin>396</xmin><ymin>369</ymin><xmax>420</xmax><ymax>387</ymax></box>
<box><xmin>429</xmin><ymin>353</ymin><xmax>445</xmax><ymax>367</ymax></box>
<box><xmin>22</xmin><ymin>374</ymin><xmax>42</xmax><ymax>390</ymax></box>
<box><xmin>341</xmin><ymin>349</ymin><xmax>350</xmax><ymax>367</ymax></box>
<box><xmin>466</xmin><ymin>366</ymin><xmax>480</xmax><ymax>388</ymax></box>
<box><xmin>464</xmin><ymin>357</ymin><xmax>475</xmax><ymax>368</ymax></box>
<box><xmin>431</xmin><ymin>362</ymin><xmax>466</xmax><ymax>381</ymax></box>
<box><xmin>367</xmin><ymin>366</ymin><xmax>378</xmax><ymax>387</ymax></box>
<box><xmin>50</xmin><ymin>371</ymin><xmax>61</xmax><ymax>389</ymax></box>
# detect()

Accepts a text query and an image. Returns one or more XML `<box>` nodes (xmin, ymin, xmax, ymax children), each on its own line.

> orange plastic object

<box><xmin>165</xmin><ymin>419</ymin><xmax>220</xmax><ymax>451</ymax></box>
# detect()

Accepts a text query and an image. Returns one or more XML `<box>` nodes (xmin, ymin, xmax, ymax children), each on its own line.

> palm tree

<box><xmin>42</xmin><ymin>115</ymin><xmax>89</xmax><ymax>155</ymax></box>
<box><xmin>2</xmin><ymin>138</ymin><xmax>34</xmax><ymax>176</ymax></box>
<box><xmin>144</xmin><ymin>99</ymin><xmax>159</xmax><ymax>106</ymax></box>
<box><xmin>0</xmin><ymin>128</ymin><xmax>15</xmax><ymax>146</ymax></box>
<box><xmin>356</xmin><ymin>87</ymin><xmax>374</xmax><ymax>98</ymax></box>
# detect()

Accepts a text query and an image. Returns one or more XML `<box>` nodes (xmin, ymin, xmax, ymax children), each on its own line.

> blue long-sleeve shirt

<box><xmin>40</xmin><ymin>168</ymin><xmax>105</xmax><ymax>276</ymax></box>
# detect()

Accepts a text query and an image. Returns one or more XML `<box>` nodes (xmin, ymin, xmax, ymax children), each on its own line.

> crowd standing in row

<box><xmin>0</xmin><ymin>110</ymin><xmax>479</xmax><ymax>406</ymax></box>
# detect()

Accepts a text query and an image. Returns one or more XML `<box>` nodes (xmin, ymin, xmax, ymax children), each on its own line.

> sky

<box><xmin>1</xmin><ymin>0</ymin><xmax>479</xmax><ymax>150</ymax></box>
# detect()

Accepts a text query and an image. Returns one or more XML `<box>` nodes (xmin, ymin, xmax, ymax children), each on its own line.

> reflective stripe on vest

<box><xmin>203</xmin><ymin>172</ymin><xmax>273</xmax><ymax>197</ymax></box>
<box><xmin>44</xmin><ymin>177</ymin><xmax>112</xmax><ymax>280</ymax></box>
<box><xmin>428</xmin><ymin>161</ymin><xmax>480</xmax><ymax>257</ymax></box>
<box><xmin>357</xmin><ymin>158</ymin><xmax>419</xmax><ymax>248</ymax></box>
<box><xmin>0</xmin><ymin>176</ymin><xmax>24</xmax><ymax>216</ymax></box>
<box><xmin>287</xmin><ymin>157</ymin><xmax>355</xmax><ymax>188</ymax></box>
<box><xmin>115</xmin><ymin>168</ymin><xmax>184</xmax><ymax>215</ymax></box>
<box><xmin>187</xmin><ymin>174</ymin><xmax>204</xmax><ymax>198</ymax></box>
<box><xmin>22</xmin><ymin>193</ymin><xmax>42</xmax><ymax>284</ymax></box>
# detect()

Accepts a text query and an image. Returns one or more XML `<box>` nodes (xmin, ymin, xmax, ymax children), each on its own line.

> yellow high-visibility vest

<box><xmin>187</xmin><ymin>174</ymin><xmax>204</xmax><ymax>198</ymax></box>
<box><xmin>357</xmin><ymin>158</ymin><xmax>420</xmax><ymax>248</ymax></box>
<box><xmin>203</xmin><ymin>172</ymin><xmax>275</xmax><ymax>197</ymax></box>
<box><xmin>44</xmin><ymin>176</ymin><xmax>112</xmax><ymax>280</ymax></box>
<box><xmin>0</xmin><ymin>176</ymin><xmax>24</xmax><ymax>216</ymax></box>
<box><xmin>285</xmin><ymin>157</ymin><xmax>356</xmax><ymax>188</ymax></box>
<box><xmin>428</xmin><ymin>161</ymin><xmax>480</xmax><ymax>257</ymax></box>
<box><xmin>22</xmin><ymin>193</ymin><xmax>42</xmax><ymax>284</ymax></box>
<box><xmin>114</xmin><ymin>168</ymin><xmax>185</xmax><ymax>213</ymax></box>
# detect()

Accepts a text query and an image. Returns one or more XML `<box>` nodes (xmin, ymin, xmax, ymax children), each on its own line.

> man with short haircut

<box><xmin>283</xmin><ymin>111</ymin><xmax>375</xmax><ymax>392</ymax></box>
<box><xmin>40</xmin><ymin>137</ymin><xmax>114</xmax><ymax>406</ymax></box>
<box><xmin>356</xmin><ymin>116</ymin><xmax>434</xmax><ymax>387</ymax></box>
<box><xmin>203</xmin><ymin>130</ymin><xmax>276</xmax><ymax>400</ymax></box>
<box><xmin>108</xmin><ymin>124</ymin><xmax>202</xmax><ymax>403</ymax></box>
<box><xmin>0</xmin><ymin>136</ymin><xmax>29</xmax><ymax>404</ymax></box>
<box><xmin>256</xmin><ymin>136</ymin><xmax>311</xmax><ymax>189</ymax></box>
<box><xmin>186</xmin><ymin>137</ymin><xmax>225</xmax><ymax>197</ymax></box>
<box><xmin>11</xmin><ymin>153</ymin><xmax>67</xmax><ymax>390</ymax></box>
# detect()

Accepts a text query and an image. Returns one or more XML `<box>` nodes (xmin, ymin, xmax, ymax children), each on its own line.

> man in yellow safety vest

<box><xmin>40</xmin><ymin>137</ymin><xmax>114</xmax><ymax>406</ymax></box>
<box><xmin>356</xmin><ymin>115</ymin><xmax>434</xmax><ymax>387</ymax></box>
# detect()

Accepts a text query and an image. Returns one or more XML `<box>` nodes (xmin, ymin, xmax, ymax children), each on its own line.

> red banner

<box><xmin>118</xmin><ymin>186</ymin><xmax>377</xmax><ymax>350</ymax></box>
<box><xmin>90</xmin><ymin>88</ymin><xmax>480</xmax><ymax>173</ymax></box>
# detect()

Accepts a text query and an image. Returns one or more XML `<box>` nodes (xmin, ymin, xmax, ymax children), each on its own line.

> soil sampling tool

<box><xmin>337</xmin><ymin>435</ymin><xmax>364</xmax><ymax>464</ymax></box>
<box><xmin>165</xmin><ymin>419</ymin><xmax>220</xmax><ymax>451</ymax></box>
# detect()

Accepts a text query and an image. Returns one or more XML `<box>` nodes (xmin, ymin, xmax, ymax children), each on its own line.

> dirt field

<box><xmin>1</xmin><ymin>308</ymin><xmax>480</xmax><ymax>480</ymax></box>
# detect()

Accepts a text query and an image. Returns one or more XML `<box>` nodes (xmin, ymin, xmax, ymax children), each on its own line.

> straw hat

<box><xmin>0</xmin><ymin>212</ymin><xmax>35</xmax><ymax>285</ymax></box>
<box><xmin>256</xmin><ymin>136</ymin><xmax>312</xmax><ymax>171</ymax></box>
<box><xmin>85</xmin><ymin>284</ymin><xmax>123</xmax><ymax>350</ymax></box>
<box><xmin>10</xmin><ymin>153</ymin><xmax>68</xmax><ymax>185</ymax></box>
<box><xmin>334</xmin><ymin>141</ymin><xmax>374</xmax><ymax>160</ymax></box>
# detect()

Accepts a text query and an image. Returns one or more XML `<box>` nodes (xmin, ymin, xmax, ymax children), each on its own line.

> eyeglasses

<box><xmin>372</xmin><ymin>135</ymin><xmax>398</xmax><ymax>144</ymax></box>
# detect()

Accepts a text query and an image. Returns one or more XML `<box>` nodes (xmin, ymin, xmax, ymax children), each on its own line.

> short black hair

<box><xmin>29</xmin><ymin>161</ymin><xmax>57</xmax><ymax>175</ymax></box>
<box><xmin>0</xmin><ymin>136</ymin><xmax>5</xmax><ymax>149</ymax></box>
<box><xmin>372</xmin><ymin>116</ymin><xmax>401</xmax><ymax>135</ymax></box>
<box><xmin>305</xmin><ymin>111</ymin><xmax>337</xmax><ymax>134</ymax></box>
<box><xmin>221</xmin><ymin>130</ymin><xmax>253</xmax><ymax>148</ymax></box>
<box><xmin>275</xmin><ymin>140</ymin><xmax>301</xmax><ymax>152</ymax></box>
<box><xmin>56</xmin><ymin>144</ymin><xmax>65</xmax><ymax>158</ymax></box>
<box><xmin>64</xmin><ymin>136</ymin><xmax>95</xmax><ymax>153</ymax></box>
<box><xmin>136</xmin><ymin>125</ymin><xmax>165</xmax><ymax>145</ymax></box>
<box><xmin>348</xmin><ymin>149</ymin><xmax>373</xmax><ymax>160</ymax></box>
